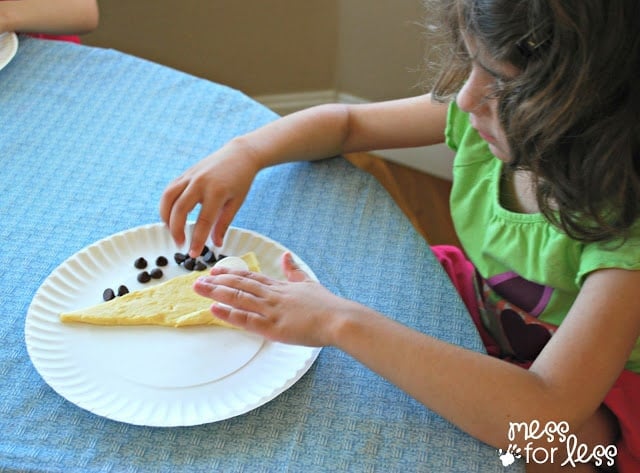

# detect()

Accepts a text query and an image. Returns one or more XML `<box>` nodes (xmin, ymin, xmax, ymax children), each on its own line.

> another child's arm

<box><xmin>0</xmin><ymin>0</ymin><xmax>99</xmax><ymax>35</ymax></box>
<box><xmin>159</xmin><ymin>94</ymin><xmax>449</xmax><ymax>257</ymax></box>
<box><xmin>195</xmin><ymin>255</ymin><xmax>640</xmax><ymax>452</ymax></box>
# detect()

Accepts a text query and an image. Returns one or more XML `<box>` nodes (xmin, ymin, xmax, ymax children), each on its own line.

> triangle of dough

<box><xmin>59</xmin><ymin>252</ymin><xmax>260</xmax><ymax>328</ymax></box>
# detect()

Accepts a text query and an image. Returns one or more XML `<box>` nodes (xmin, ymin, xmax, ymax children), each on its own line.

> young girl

<box><xmin>0</xmin><ymin>0</ymin><xmax>99</xmax><ymax>42</ymax></box>
<box><xmin>160</xmin><ymin>1</ymin><xmax>640</xmax><ymax>471</ymax></box>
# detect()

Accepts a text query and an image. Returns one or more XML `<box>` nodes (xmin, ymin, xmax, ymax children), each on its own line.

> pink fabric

<box><xmin>432</xmin><ymin>244</ymin><xmax>640</xmax><ymax>472</ymax></box>
<box><xmin>603</xmin><ymin>370</ymin><xmax>640</xmax><ymax>471</ymax></box>
<box><xmin>431</xmin><ymin>245</ymin><xmax>500</xmax><ymax>358</ymax></box>
<box><xmin>28</xmin><ymin>34</ymin><xmax>80</xmax><ymax>44</ymax></box>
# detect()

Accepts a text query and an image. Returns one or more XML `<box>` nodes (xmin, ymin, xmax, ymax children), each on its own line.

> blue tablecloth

<box><xmin>0</xmin><ymin>37</ymin><xmax>521</xmax><ymax>472</ymax></box>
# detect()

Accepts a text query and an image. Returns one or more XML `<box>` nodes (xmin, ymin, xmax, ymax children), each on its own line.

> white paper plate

<box><xmin>0</xmin><ymin>33</ymin><xmax>18</xmax><ymax>71</ymax></box>
<box><xmin>25</xmin><ymin>223</ymin><xmax>321</xmax><ymax>427</ymax></box>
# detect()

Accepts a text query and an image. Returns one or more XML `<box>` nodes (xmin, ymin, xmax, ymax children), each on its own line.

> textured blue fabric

<box><xmin>0</xmin><ymin>38</ymin><xmax>521</xmax><ymax>472</ymax></box>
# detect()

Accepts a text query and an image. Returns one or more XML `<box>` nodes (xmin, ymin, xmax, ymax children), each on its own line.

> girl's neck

<box><xmin>499</xmin><ymin>168</ymin><xmax>540</xmax><ymax>214</ymax></box>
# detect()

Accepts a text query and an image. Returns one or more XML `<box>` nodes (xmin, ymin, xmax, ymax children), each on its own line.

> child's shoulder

<box><xmin>579</xmin><ymin>220</ymin><xmax>640</xmax><ymax>283</ymax></box>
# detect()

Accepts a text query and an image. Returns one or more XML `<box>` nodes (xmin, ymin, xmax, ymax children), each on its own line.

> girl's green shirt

<box><xmin>445</xmin><ymin>102</ymin><xmax>640</xmax><ymax>373</ymax></box>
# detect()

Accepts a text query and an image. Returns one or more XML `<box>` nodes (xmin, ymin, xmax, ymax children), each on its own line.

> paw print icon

<box><xmin>498</xmin><ymin>444</ymin><xmax>522</xmax><ymax>467</ymax></box>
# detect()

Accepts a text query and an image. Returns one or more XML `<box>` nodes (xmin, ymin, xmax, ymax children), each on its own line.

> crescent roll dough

<box><xmin>59</xmin><ymin>252</ymin><xmax>260</xmax><ymax>328</ymax></box>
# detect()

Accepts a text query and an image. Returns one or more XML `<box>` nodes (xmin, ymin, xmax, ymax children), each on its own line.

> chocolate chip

<box><xmin>155</xmin><ymin>256</ymin><xmax>168</xmax><ymax>267</ymax></box>
<box><xmin>183</xmin><ymin>257</ymin><xmax>196</xmax><ymax>270</ymax></box>
<box><xmin>203</xmin><ymin>250</ymin><xmax>217</xmax><ymax>264</ymax></box>
<box><xmin>150</xmin><ymin>268</ymin><xmax>163</xmax><ymax>279</ymax></box>
<box><xmin>134</xmin><ymin>257</ymin><xmax>148</xmax><ymax>269</ymax></box>
<box><xmin>103</xmin><ymin>288</ymin><xmax>116</xmax><ymax>301</ymax></box>
<box><xmin>194</xmin><ymin>260</ymin><xmax>207</xmax><ymax>271</ymax></box>
<box><xmin>137</xmin><ymin>271</ymin><xmax>151</xmax><ymax>283</ymax></box>
<box><xmin>174</xmin><ymin>252</ymin><xmax>187</xmax><ymax>265</ymax></box>
<box><xmin>117</xmin><ymin>285</ymin><xmax>129</xmax><ymax>296</ymax></box>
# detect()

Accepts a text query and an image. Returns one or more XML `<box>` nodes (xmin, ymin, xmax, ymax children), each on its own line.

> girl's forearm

<box><xmin>228</xmin><ymin>95</ymin><xmax>449</xmax><ymax>172</ymax></box>
<box><xmin>227</xmin><ymin>103</ymin><xmax>353</xmax><ymax>171</ymax></box>
<box><xmin>330</xmin><ymin>303</ymin><xmax>581</xmax><ymax>450</ymax></box>
<box><xmin>0</xmin><ymin>0</ymin><xmax>99</xmax><ymax>35</ymax></box>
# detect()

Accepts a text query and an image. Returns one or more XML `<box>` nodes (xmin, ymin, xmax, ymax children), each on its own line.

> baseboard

<box><xmin>253</xmin><ymin>90</ymin><xmax>338</xmax><ymax>116</ymax></box>
<box><xmin>252</xmin><ymin>90</ymin><xmax>453</xmax><ymax>180</ymax></box>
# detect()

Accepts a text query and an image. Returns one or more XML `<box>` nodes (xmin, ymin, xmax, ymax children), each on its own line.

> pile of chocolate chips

<box><xmin>134</xmin><ymin>256</ymin><xmax>168</xmax><ymax>283</ymax></box>
<box><xmin>173</xmin><ymin>245</ymin><xmax>227</xmax><ymax>271</ymax></box>
<box><xmin>102</xmin><ymin>255</ymin><xmax>170</xmax><ymax>301</ymax></box>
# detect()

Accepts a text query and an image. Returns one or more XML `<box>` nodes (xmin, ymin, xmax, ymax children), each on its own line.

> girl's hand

<box><xmin>193</xmin><ymin>252</ymin><xmax>355</xmax><ymax>347</ymax></box>
<box><xmin>159</xmin><ymin>141</ymin><xmax>260</xmax><ymax>257</ymax></box>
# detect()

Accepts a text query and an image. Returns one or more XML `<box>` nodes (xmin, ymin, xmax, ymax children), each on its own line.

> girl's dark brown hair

<box><xmin>427</xmin><ymin>0</ymin><xmax>640</xmax><ymax>243</ymax></box>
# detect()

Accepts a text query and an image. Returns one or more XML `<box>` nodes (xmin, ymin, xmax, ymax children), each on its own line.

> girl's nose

<box><xmin>456</xmin><ymin>69</ymin><xmax>489</xmax><ymax>114</ymax></box>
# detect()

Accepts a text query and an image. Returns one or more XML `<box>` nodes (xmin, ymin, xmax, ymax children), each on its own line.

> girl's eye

<box><xmin>493</xmin><ymin>76</ymin><xmax>506</xmax><ymax>91</ymax></box>
<box><xmin>484</xmin><ymin>74</ymin><xmax>506</xmax><ymax>100</ymax></box>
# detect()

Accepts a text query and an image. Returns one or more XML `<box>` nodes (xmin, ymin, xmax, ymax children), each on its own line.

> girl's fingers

<box><xmin>167</xmin><ymin>185</ymin><xmax>206</xmax><ymax>247</ymax></box>
<box><xmin>193</xmin><ymin>272</ymin><xmax>274</xmax><ymax>312</ymax></box>
<box><xmin>190</xmin><ymin>207</ymin><xmax>220</xmax><ymax>258</ymax></box>
<box><xmin>159</xmin><ymin>178</ymin><xmax>189</xmax><ymax>243</ymax></box>
<box><xmin>159</xmin><ymin>176</ymin><xmax>187</xmax><ymax>222</ymax></box>
<box><xmin>212</xmin><ymin>200</ymin><xmax>241</xmax><ymax>247</ymax></box>
<box><xmin>210</xmin><ymin>303</ymin><xmax>273</xmax><ymax>334</ymax></box>
<box><xmin>208</xmin><ymin>267</ymin><xmax>277</xmax><ymax>286</ymax></box>
<box><xmin>163</xmin><ymin>182</ymin><xmax>226</xmax><ymax>257</ymax></box>
<box><xmin>281</xmin><ymin>252</ymin><xmax>311</xmax><ymax>282</ymax></box>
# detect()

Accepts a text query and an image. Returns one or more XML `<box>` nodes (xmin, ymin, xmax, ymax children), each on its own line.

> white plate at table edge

<box><xmin>25</xmin><ymin>223</ymin><xmax>321</xmax><ymax>427</ymax></box>
<box><xmin>0</xmin><ymin>33</ymin><xmax>18</xmax><ymax>72</ymax></box>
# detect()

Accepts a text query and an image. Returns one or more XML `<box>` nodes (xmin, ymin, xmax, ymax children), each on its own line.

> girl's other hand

<box><xmin>193</xmin><ymin>252</ymin><xmax>353</xmax><ymax>347</ymax></box>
